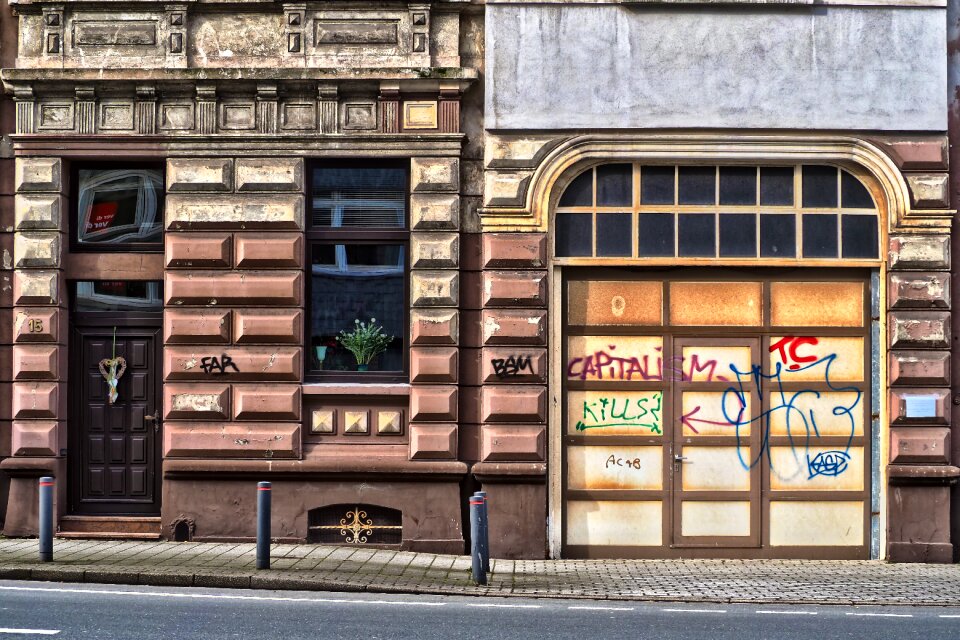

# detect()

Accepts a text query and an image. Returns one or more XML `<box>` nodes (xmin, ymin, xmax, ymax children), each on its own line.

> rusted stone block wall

<box><xmin>886</xmin><ymin>152</ymin><xmax>956</xmax><ymax>561</ymax></box>
<box><xmin>462</xmin><ymin>231</ymin><xmax>549</xmax><ymax>558</ymax></box>
<box><xmin>2</xmin><ymin>157</ymin><xmax>67</xmax><ymax>535</ymax></box>
<box><xmin>408</xmin><ymin>157</ymin><xmax>460</xmax><ymax>460</ymax></box>
<box><xmin>163</xmin><ymin>157</ymin><xmax>304</xmax><ymax>461</ymax></box>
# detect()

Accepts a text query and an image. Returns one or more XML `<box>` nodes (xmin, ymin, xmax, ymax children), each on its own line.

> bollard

<box><xmin>477</xmin><ymin>491</ymin><xmax>490</xmax><ymax>573</ymax></box>
<box><xmin>39</xmin><ymin>476</ymin><xmax>54</xmax><ymax>562</ymax></box>
<box><xmin>469</xmin><ymin>494</ymin><xmax>486</xmax><ymax>585</ymax></box>
<box><xmin>256</xmin><ymin>481</ymin><xmax>271</xmax><ymax>570</ymax></box>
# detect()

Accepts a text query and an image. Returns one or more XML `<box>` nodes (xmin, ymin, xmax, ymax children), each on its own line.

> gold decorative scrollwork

<box><xmin>310</xmin><ymin>505</ymin><xmax>403</xmax><ymax>545</ymax></box>
<box><xmin>339</xmin><ymin>507</ymin><xmax>374</xmax><ymax>544</ymax></box>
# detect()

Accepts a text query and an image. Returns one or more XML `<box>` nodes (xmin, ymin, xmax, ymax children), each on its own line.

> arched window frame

<box><xmin>552</xmin><ymin>163</ymin><xmax>882</xmax><ymax>265</ymax></box>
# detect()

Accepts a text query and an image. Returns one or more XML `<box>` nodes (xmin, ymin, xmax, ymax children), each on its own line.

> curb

<box><xmin>3</xmin><ymin>565</ymin><xmax>960</xmax><ymax>607</ymax></box>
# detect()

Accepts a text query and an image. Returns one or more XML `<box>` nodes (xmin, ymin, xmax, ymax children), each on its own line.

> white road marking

<box><xmin>662</xmin><ymin>608</ymin><xmax>726</xmax><ymax>614</ymax></box>
<box><xmin>0</xmin><ymin>629</ymin><xmax>60</xmax><ymax>636</ymax></box>
<box><xmin>845</xmin><ymin>612</ymin><xmax>912</xmax><ymax>618</ymax></box>
<box><xmin>939</xmin><ymin>615</ymin><xmax>960</xmax><ymax>618</ymax></box>
<box><xmin>466</xmin><ymin>603</ymin><xmax>541</xmax><ymax>609</ymax></box>
<box><xmin>568</xmin><ymin>606</ymin><xmax>634</xmax><ymax>612</ymax></box>
<box><xmin>0</xmin><ymin>585</ymin><xmax>443</xmax><ymax>607</ymax></box>
<box><xmin>756</xmin><ymin>610</ymin><xmax>817</xmax><ymax>615</ymax></box>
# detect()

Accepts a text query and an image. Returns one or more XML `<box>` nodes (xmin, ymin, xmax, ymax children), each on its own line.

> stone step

<box><xmin>59</xmin><ymin>516</ymin><xmax>161</xmax><ymax>538</ymax></box>
<box><xmin>56</xmin><ymin>531</ymin><xmax>161</xmax><ymax>540</ymax></box>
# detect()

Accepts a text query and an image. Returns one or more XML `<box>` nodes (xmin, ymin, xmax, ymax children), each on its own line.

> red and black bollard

<box><xmin>477</xmin><ymin>491</ymin><xmax>490</xmax><ymax>573</ymax></box>
<box><xmin>257</xmin><ymin>481</ymin><xmax>271</xmax><ymax>570</ymax></box>
<box><xmin>470</xmin><ymin>492</ymin><xmax>488</xmax><ymax>585</ymax></box>
<box><xmin>39</xmin><ymin>476</ymin><xmax>54</xmax><ymax>562</ymax></box>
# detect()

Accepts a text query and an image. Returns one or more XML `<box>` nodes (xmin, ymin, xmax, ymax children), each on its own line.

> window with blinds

<box><xmin>306</xmin><ymin>163</ymin><xmax>409</xmax><ymax>382</ymax></box>
<box><xmin>311</xmin><ymin>166</ymin><xmax>406</xmax><ymax>229</ymax></box>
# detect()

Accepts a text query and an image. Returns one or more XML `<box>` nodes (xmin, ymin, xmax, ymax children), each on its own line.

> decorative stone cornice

<box><xmin>2</xmin><ymin>76</ymin><xmax>472</xmax><ymax>137</ymax></box>
<box><xmin>479</xmin><ymin>133</ymin><xmax>951</xmax><ymax>233</ymax></box>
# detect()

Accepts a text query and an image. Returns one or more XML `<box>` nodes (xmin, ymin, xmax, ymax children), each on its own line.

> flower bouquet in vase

<box><xmin>337</xmin><ymin>318</ymin><xmax>394</xmax><ymax>371</ymax></box>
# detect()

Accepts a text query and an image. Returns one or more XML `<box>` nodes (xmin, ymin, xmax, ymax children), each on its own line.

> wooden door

<box><xmin>670</xmin><ymin>337</ymin><xmax>761</xmax><ymax>548</ymax></box>
<box><xmin>70</xmin><ymin>324</ymin><xmax>162</xmax><ymax>515</ymax></box>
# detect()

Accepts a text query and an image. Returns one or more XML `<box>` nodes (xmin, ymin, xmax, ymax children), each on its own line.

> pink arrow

<box><xmin>680</xmin><ymin>406</ymin><xmax>740</xmax><ymax>434</ymax></box>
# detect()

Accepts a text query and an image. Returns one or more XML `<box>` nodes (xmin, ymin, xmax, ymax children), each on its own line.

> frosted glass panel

<box><xmin>567</xmin><ymin>446</ymin><xmax>663</xmax><ymax>491</ymax></box>
<box><xmin>681</xmin><ymin>501</ymin><xmax>751</xmax><ymax>537</ymax></box>
<box><xmin>681</xmin><ymin>447</ymin><xmax>751</xmax><ymax>491</ymax></box>
<box><xmin>566</xmin><ymin>501</ymin><xmax>662</xmax><ymax>546</ymax></box>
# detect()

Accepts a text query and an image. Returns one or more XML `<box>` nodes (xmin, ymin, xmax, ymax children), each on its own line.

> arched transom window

<box><xmin>554</xmin><ymin>164</ymin><xmax>880</xmax><ymax>261</ymax></box>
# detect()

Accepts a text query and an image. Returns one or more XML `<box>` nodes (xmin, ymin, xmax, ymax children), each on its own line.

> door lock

<box><xmin>144</xmin><ymin>410</ymin><xmax>161</xmax><ymax>432</ymax></box>
<box><xmin>673</xmin><ymin>454</ymin><xmax>687</xmax><ymax>471</ymax></box>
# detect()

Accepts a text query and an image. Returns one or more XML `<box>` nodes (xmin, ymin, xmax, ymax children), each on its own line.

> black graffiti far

<box><xmin>200</xmin><ymin>354</ymin><xmax>240</xmax><ymax>375</ymax></box>
<box><xmin>491</xmin><ymin>355</ymin><xmax>533</xmax><ymax>379</ymax></box>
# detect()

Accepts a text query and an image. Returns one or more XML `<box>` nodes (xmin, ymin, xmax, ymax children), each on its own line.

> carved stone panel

<box><xmin>306</xmin><ymin>9</ymin><xmax>430</xmax><ymax>68</ymax></box>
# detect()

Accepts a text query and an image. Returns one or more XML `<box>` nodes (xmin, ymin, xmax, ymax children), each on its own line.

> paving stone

<box><xmin>2</xmin><ymin>539</ymin><xmax>960</xmax><ymax>606</ymax></box>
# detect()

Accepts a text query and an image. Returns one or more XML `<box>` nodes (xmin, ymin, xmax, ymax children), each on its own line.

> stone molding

<box><xmin>4</xmin><ymin>79</ymin><xmax>470</xmax><ymax>137</ymax></box>
<box><xmin>408</xmin><ymin>157</ymin><xmax>461</xmax><ymax>460</ymax></box>
<box><xmin>480</xmin><ymin>133</ymin><xmax>950</xmax><ymax>232</ymax></box>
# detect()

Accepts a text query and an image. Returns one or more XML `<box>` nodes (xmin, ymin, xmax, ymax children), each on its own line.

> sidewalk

<box><xmin>1</xmin><ymin>538</ymin><xmax>960</xmax><ymax>606</ymax></box>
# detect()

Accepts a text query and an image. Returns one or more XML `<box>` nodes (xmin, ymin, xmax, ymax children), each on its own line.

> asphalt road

<box><xmin>0</xmin><ymin>579</ymin><xmax>958</xmax><ymax>639</ymax></box>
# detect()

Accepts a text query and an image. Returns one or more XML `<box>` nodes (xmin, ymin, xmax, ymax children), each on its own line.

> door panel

<box><xmin>671</xmin><ymin>337</ymin><xmax>761</xmax><ymax>548</ymax></box>
<box><xmin>71</xmin><ymin>324</ymin><xmax>161</xmax><ymax>515</ymax></box>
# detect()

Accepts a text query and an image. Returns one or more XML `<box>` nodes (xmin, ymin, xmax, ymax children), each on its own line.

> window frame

<box><xmin>69</xmin><ymin>161</ymin><xmax>166</xmax><ymax>254</ymax></box>
<box><xmin>553</xmin><ymin>163</ymin><xmax>882</xmax><ymax>265</ymax></box>
<box><xmin>304</xmin><ymin>160</ymin><xmax>411</xmax><ymax>384</ymax></box>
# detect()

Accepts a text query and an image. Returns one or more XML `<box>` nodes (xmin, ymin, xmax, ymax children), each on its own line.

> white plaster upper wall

<box><xmin>485</xmin><ymin>5</ymin><xmax>947</xmax><ymax>131</ymax></box>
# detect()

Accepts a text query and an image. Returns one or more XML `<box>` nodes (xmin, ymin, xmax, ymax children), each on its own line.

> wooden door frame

<box><xmin>557</xmin><ymin>267</ymin><xmax>873</xmax><ymax>559</ymax></box>
<box><xmin>68</xmin><ymin>311</ymin><xmax>163</xmax><ymax>515</ymax></box>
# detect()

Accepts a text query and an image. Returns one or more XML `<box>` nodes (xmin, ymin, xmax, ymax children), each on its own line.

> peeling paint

<box><xmin>172</xmin><ymin>393</ymin><xmax>222</xmax><ymax>413</ymax></box>
<box><xmin>13</xmin><ymin>311</ymin><xmax>27</xmax><ymax>336</ymax></box>
<box><xmin>262</xmin><ymin>352</ymin><xmax>277</xmax><ymax>371</ymax></box>
<box><xmin>2</xmin><ymin>249</ymin><xmax>12</xmax><ymax>270</ymax></box>
<box><xmin>483</xmin><ymin>316</ymin><xmax>501</xmax><ymax>339</ymax></box>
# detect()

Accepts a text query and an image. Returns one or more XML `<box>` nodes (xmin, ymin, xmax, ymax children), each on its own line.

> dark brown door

<box><xmin>70</xmin><ymin>324</ymin><xmax>162</xmax><ymax>515</ymax></box>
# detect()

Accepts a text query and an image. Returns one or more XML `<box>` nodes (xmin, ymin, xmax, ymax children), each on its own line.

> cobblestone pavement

<box><xmin>1</xmin><ymin>538</ymin><xmax>959</xmax><ymax>605</ymax></box>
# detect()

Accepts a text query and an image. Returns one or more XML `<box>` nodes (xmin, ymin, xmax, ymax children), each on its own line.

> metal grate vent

<box><xmin>308</xmin><ymin>504</ymin><xmax>402</xmax><ymax>545</ymax></box>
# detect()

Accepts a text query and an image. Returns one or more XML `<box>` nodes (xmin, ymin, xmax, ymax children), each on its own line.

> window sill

<box><xmin>302</xmin><ymin>383</ymin><xmax>411</xmax><ymax>396</ymax></box>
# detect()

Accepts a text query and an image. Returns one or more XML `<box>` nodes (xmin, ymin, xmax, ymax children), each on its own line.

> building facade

<box><xmin>0</xmin><ymin>0</ymin><xmax>957</xmax><ymax>562</ymax></box>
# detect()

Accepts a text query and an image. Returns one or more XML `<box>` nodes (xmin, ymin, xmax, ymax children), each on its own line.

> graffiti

<box><xmin>492</xmin><ymin>355</ymin><xmax>534</xmax><ymax>379</ymax></box>
<box><xmin>567</xmin><ymin>347</ymin><xmax>730</xmax><ymax>382</ymax></box>
<box><xmin>567</xmin><ymin>334</ymin><xmax>863</xmax><ymax>483</ymax></box>
<box><xmin>807</xmin><ymin>450</ymin><xmax>851</xmax><ymax>479</ymax></box>
<box><xmin>200</xmin><ymin>354</ymin><xmax>240</xmax><ymax>375</ymax></box>
<box><xmin>606</xmin><ymin>454</ymin><xmax>642</xmax><ymax>470</ymax></box>
<box><xmin>680</xmin><ymin>400</ymin><xmax>747</xmax><ymax>435</ymax></box>
<box><xmin>575</xmin><ymin>392</ymin><xmax>662</xmax><ymax>434</ymax></box>
<box><xmin>768</xmin><ymin>336</ymin><xmax>819</xmax><ymax>370</ymax></box>
<box><xmin>722</xmin><ymin>346</ymin><xmax>861</xmax><ymax>481</ymax></box>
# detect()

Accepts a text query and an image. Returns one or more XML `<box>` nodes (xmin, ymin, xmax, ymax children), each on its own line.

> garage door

<box><xmin>562</xmin><ymin>272</ymin><xmax>871</xmax><ymax>559</ymax></box>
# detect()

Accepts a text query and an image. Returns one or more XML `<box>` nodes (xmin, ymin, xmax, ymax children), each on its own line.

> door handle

<box><xmin>674</xmin><ymin>455</ymin><xmax>688</xmax><ymax>462</ymax></box>
<box><xmin>144</xmin><ymin>410</ymin><xmax>160</xmax><ymax>432</ymax></box>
